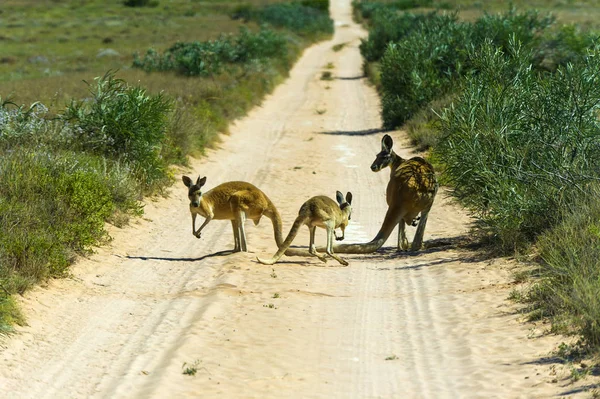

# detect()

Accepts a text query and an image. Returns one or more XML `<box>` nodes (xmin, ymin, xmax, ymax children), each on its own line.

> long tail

<box><xmin>257</xmin><ymin>215</ymin><xmax>308</xmax><ymax>265</ymax></box>
<box><xmin>321</xmin><ymin>209</ymin><xmax>399</xmax><ymax>254</ymax></box>
<box><xmin>265</xmin><ymin>206</ymin><xmax>284</xmax><ymax>248</ymax></box>
<box><xmin>266</xmin><ymin>205</ymin><xmax>310</xmax><ymax>257</ymax></box>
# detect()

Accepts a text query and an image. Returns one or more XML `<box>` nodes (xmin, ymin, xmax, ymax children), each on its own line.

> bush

<box><xmin>379</xmin><ymin>12</ymin><xmax>467</xmax><ymax>128</ymax></box>
<box><xmin>0</xmin><ymin>149</ymin><xmax>141</xmax><ymax>297</ymax></box>
<box><xmin>301</xmin><ymin>0</ymin><xmax>330</xmax><ymax>12</ymax></box>
<box><xmin>532</xmin><ymin>184</ymin><xmax>600</xmax><ymax>347</ymax></box>
<box><xmin>252</xmin><ymin>3</ymin><xmax>333</xmax><ymax>37</ymax></box>
<box><xmin>133</xmin><ymin>27</ymin><xmax>289</xmax><ymax>76</ymax></box>
<box><xmin>61</xmin><ymin>71</ymin><xmax>173</xmax><ymax>189</ymax></box>
<box><xmin>436</xmin><ymin>41</ymin><xmax>600</xmax><ymax>250</ymax></box>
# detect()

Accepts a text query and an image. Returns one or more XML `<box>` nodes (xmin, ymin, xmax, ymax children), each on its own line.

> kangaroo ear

<box><xmin>197</xmin><ymin>176</ymin><xmax>207</xmax><ymax>187</ymax></box>
<box><xmin>182</xmin><ymin>175</ymin><xmax>192</xmax><ymax>187</ymax></box>
<box><xmin>345</xmin><ymin>192</ymin><xmax>353</xmax><ymax>205</ymax></box>
<box><xmin>382</xmin><ymin>134</ymin><xmax>393</xmax><ymax>152</ymax></box>
<box><xmin>336</xmin><ymin>190</ymin><xmax>344</xmax><ymax>205</ymax></box>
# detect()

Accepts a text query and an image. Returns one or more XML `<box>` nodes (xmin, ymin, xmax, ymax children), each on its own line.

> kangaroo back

<box><xmin>256</xmin><ymin>214</ymin><xmax>308</xmax><ymax>265</ymax></box>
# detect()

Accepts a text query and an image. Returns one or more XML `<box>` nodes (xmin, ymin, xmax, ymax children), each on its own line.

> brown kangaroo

<box><xmin>333</xmin><ymin>134</ymin><xmax>437</xmax><ymax>253</ymax></box>
<box><xmin>256</xmin><ymin>191</ymin><xmax>353</xmax><ymax>266</ymax></box>
<box><xmin>182</xmin><ymin>176</ymin><xmax>284</xmax><ymax>252</ymax></box>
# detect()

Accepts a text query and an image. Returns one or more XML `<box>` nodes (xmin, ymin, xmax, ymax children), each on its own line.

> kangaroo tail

<box><xmin>266</xmin><ymin>206</ymin><xmax>284</xmax><ymax>248</ymax></box>
<box><xmin>257</xmin><ymin>215</ymin><xmax>308</xmax><ymax>265</ymax></box>
<box><xmin>321</xmin><ymin>211</ymin><xmax>399</xmax><ymax>254</ymax></box>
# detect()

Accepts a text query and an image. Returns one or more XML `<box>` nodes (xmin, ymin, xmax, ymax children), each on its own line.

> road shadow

<box><xmin>335</xmin><ymin>75</ymin><xmax>365</xmax><ymax>80</ymax></box>
<box><xmin>319</xmin><ymin>128</ymin><xmax>386</xmax><ymax>136</ymax></box>
<box><xmin>125</xmin><ymin>249</ymin><xmax>235</xmax><ymax>262</ymax></box>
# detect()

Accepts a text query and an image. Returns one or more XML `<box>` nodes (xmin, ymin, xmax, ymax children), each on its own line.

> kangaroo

<box><xmin>182</xmin><ymin>176</ymin><xmax>284</xmax><ymax>252</ymax></box>
<box><xmin>333</xmin><ymin>134</ymin><xmax>437</xmax><ymax>253</ymax></box>
<box><xmin>256</xmin><ymin>191</ymin><xmax>353</xmax><ymax>266</ymax></box>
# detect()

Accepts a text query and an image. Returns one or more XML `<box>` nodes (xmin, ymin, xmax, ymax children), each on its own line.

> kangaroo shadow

<box><xmin>125</xmin><ymin>249</ymin><xmax>235</xmax><ymax>262</ymax></box>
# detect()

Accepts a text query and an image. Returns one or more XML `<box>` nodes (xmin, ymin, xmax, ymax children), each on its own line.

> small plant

<box><xmin>321</xmin><ymin>71</ymin><xmax>333</xmax><ymax>80</ymax></box>
<box><xmin>385</xmin><ymin>354</ymin><xmax>398</xmax><ymax>360</ymax></box>
<box><xmin>270</xmin><ymin>268</ymin><xmax>277</xmax><ymax>278</ymax></box>
<box><xmin>316</xmin><ymin>108</ymin><xmax>326</xmax><ymax>115</ymax></box>
<box><xmin>182</xmin><ymin>360</ymin><xmax>201</xmax><ymax>376</ymax></box>
<box><xmin>332</xmin><ymin>43</ymin><xmax>347</xmax><ymax>52</ymax></box>
<box><xmin>272</xmin><ymin>293</ymin><xmax>280</xmax><ymax>298</ymax></box>
<box><xmin>263</xmin><ymin>303</ymin><xmax>277</xmax><ymax>309</ymax></box>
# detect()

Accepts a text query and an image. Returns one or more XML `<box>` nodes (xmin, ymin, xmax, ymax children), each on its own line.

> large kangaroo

<box><xmin>182</xmin><ymin>176</ymin><xmax>284</xmax><ymax>252</ymax></box>
<box><xmin>334</xmin><ymin>134</ymin><xmax>437</xmax><ymax>253</ymax></box>
<box><xmin>256</xmin><ymin>191</ymin><xmax>353</xmax><ymax>266</ymax></box>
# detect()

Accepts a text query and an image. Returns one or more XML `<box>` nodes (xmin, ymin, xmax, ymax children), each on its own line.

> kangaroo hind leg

<box><xmin>411</xmin><ymin>208</ymin><xmax>431</xmax><ymax>252</ymax></box>
<box><xmin>325</xmin><ymin>224</ymin><xmax>348</xmax><ymax>266</ymax></box>
<box><xmin>308</xmin><ymin>226</ymin><xmax>327</xmax><ymax>263</ymax></box>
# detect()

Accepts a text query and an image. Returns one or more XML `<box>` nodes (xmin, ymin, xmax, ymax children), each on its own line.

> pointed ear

<box><xmin>336</xmin><ymin>190</ymin><xmax>344</xmax><ymax>205</ymax></box>
<box><xmin>182</xmin><ymin>175</ymin><xmax>192</xmax><ymax>187</ymax></box>
<box><xmin>382</xmin><ymin>134</ymin><xmax>393</xmax><ymax>152</ymax></box>
<box><xmin>345</xmin><ymin>192</ymin><xmax>353</xmax><ymax>205</ymax></box>
<box><xmin>197</xmin><ymin>176</ymin><xmax>207</xmax><ymax>187</ymax></box>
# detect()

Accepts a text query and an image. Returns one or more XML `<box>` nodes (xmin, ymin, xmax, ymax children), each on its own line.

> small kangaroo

<box><xmin>333</xmin><ymin>134</ymin><xmax>437</xmax><ymax>253</ymax></box>
<box><xmin>256</xmin><ymin>191</ymin><xmax>353</xmax><ymax>266</ymax></box>
<box><xmin>182</xmin><ymin>176</ymin><xmax>284</xmax><ymax>252</ymax></box>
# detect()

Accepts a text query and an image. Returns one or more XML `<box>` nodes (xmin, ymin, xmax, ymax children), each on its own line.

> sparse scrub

<box><xmin>529</xmin><ymin>184</ymin><xmax>600</xmax><ymax>349</ymax></box>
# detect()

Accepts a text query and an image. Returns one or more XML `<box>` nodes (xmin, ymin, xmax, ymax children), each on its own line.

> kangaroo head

<box><xmin>371</xmin><ymin>134</ymin><xmax>394</xmax><ymax>172</ymax></box>
<box><xmin>182</xmin><ymin>175</ymin><xmax>207</xmax><ymax>208</ymax></box>
<box><xmin>336</xmin><ymin>190</ymin><xmax>353</xmax><ymax>221</ymax></box>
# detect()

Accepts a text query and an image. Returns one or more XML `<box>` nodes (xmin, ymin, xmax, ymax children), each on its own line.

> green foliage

<box><xmin>61</xmin><ymin>71</ymin><xmax>173</xmax><ymax>189</ymax></box>
<box><xmin>0</xmin><ymin>149</ymin><xmax>141</xmax><ymax>298</ymax></box>
<box><xmin>256</xmin><ymin>3</ymin><xmax>333</xmax><ymax>36</ymax></box>
<box><xmin>359</xmin><ymin>11</ymin><xmax>431</xmax><ymax>63</ymax></box>
<box><xmin>532</xmin><ymin>184</ymin><xmax>600</xmax><ymax>348</ymax></box>
<box><xmin>379</xmin><ymin>12</ymin><xmax>467</xmax><ymax>128</ymax></box>
<box><xmin>133</xmin><ymin>27</ymin><xmax>288</xmax><ymax>76</ymax></box>
<box><xmin>300</xmin><ymin>0</ymin><xmax>330</xmax><ymax>12</ymax></box>
<box><xmin>123</xmin><ymin>0</ymin><xmax>159</xmax><ymax>7</ymax></box>
<box><xmin>372</xmin><ymin>8</ymin><xmax>559</xmax><ymax>129</ymax></box>
<box><xmin>436</xmin><ymin>41</ymin><xmax>600</xmax><ymax>250</ymax></box>
<box><xmin>353</xmin><ymin>0</ymin><xmax>433</xmax><ymax>21</ymax></box>
<box><xmin>536</xmin><ymin>24</ymin><xmax>600</xmax><ymax>71</ymax></box>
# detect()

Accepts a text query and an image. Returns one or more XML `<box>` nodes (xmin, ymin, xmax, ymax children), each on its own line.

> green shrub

<box><xmin>253</xmin><ymin>3</ymin><xmax>333</xmax><ymax>37</ymax></box>
<box><xmin>379</xmin><ymin>12</ymin><xmax>467</xmax><ymax>128</ymax></box>
<box><xmin>0</xmin><ymin>149</ymin><xmax>141</xmax><ymax>300</ymax></box>
<box><xmin>359</xmin><ymin>11</ymin><xmax>435</xmax><ymax>63</ymax></box>
<box><xmin>436</xmin><ymin>41</ymin><xmax>600</xmax><ymax>250</ymax></box>
<box><xmin>133</xmin><ymin>27</ymin><xmax>289</xmax><ymax>76</ymax></box>
<box><xmin>301</xmin><ymin>0</ymin><xmax>330</xmax><ymax>12</ymax></box>
<box><xmin>61</xmin><ymin>71</ymin><xmax>173</xmax><ymax>189</ymax></box>
<box><xmin>532</xmin><ymin>184</ymin><xmax>600</xmax><ymax>347</ymax></box>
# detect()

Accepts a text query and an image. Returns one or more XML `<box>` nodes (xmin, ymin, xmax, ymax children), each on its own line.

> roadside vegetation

<box><xmin>354</xmin><ymin>0</ymin><xmax>600</xmax><ymax>357</ymax></box>
<box><xmin>0</xmin><ymin>0</ymin><xmax>332</xmax><ymax>332</ymax></box>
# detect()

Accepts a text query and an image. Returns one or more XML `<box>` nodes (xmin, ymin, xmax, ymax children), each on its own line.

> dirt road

<box><xmin>0</xmin><ymin>1</ymin><xmax>592</xmax><ymax>398</ymax></box>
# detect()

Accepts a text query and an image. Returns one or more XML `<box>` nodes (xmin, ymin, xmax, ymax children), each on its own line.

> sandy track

<box><xmin>0</xmin><ymin>0</ymin><xmax>594</xmax><ymax>398</ymax></box>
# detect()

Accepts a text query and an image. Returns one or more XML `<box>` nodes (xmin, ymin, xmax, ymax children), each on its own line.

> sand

<box><xmin>0</xmin><ymin>0</ymin><xmax>597</xmax><ymax>397</ymax></box>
